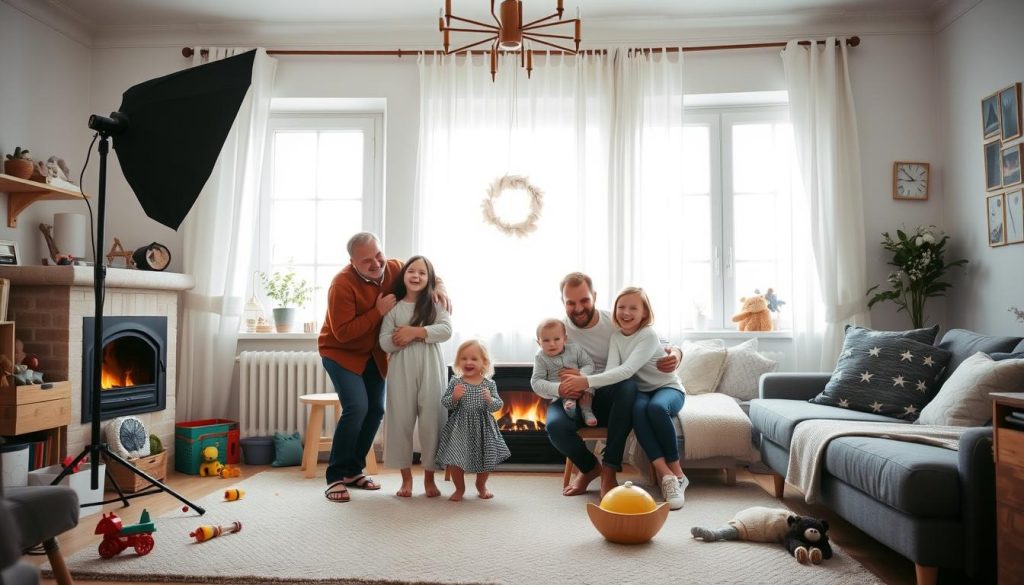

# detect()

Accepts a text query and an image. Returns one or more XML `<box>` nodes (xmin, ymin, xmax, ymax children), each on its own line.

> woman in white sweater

<box><xmin>561</xmin><ymin>287</ymin><xmax>687</xmax><ymax>509</ymax></box>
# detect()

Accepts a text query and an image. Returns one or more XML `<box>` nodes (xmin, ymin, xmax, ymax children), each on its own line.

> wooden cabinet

<box><xmin>993</xmin><ymin>392</ymin><xmax>1024</xmax><ymax>584</ymax></box>
<box><xmin>0</xmin><ymin>321</ymin><xmax>70</xmax><ymax>466</ymax></box>
<box><xmin>0</xmin><ymin>172</ymin><xmax>88</xmax><ymax>228</ymax></box>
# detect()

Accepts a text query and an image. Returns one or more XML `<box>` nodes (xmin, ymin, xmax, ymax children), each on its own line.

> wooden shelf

<box><xmin>0</xmin><ymin>173</ymin><xmax>89</xmax><ymax>228</ymax></box>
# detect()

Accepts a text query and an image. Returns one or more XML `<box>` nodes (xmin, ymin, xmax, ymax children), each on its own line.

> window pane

<box><xmin>682</xmin><ymin>125</ymin><xmax>710</xmax><ymax>195</ymax></box>
<box><xmin>270</xmin><ymin>200</ymin><xmax>315</xmax><ymax>264</ymax></box>
<box><xmin>733</xmin><ymin>193</ymin><xmax>777</xmax><ymax>261</ymax></box>
<box><xmin>316</xmin><ymin>200</ymin><xmax>362</xmax><ymax>265</ymax></box>
<box><xmin>733</xmin><ymin>123</ymin><xmax>774</xmax><ymax>193</ymax></box>
<box><xmin>681</xmin><ymin>195</ymin><xmax>711</xmax><ymax>261</ymax></box>
<box><xmin>273</xmin><ymin>132</ymin><xmax>316</xmax><ymax>200</ymax></box>
<box><xmin>733</xmin><ymin>260</ymin><xmax>777</xmax><ymax>313</ymax></box>
<box><xmin>317</xmin><ymin>132</ymin><xmax>364</xmax><ymax>200</ymax></box>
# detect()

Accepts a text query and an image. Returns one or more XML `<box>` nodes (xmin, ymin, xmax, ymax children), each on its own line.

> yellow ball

<box><xmin>599</xmin><ymin>481</ymin><xmax>657</xmax><ymax>514</ymax></box>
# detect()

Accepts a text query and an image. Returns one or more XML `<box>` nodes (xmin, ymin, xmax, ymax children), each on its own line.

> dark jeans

<box><xmin>545</xmin><ymin>379</ymin><xmax>637</xmax><ymax>473</ymax></box>
<box><xmin>321</xmin><ymin>356</ymin><xmax>385</xmax><ymax>484</ymax></box>
<box><xmin>632</xmin><ymin>388</ymin><xmax>685</xmax><ymax>463</ymax></box>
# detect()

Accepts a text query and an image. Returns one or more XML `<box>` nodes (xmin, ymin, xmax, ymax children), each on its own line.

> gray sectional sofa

<box><xmin>749</xmin><ymin>329</ymin><xmax>1024</xmax><ymax>585</ymax></box>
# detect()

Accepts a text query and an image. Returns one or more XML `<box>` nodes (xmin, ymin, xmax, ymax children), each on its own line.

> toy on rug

<box><xmin>198</xmin><ymin>445</ymin><xmax>224</xmax><ymax>477</ymax></box>
<box><xmin>690</xmin><ymin>506</ymin><xmax>832</xmax><ymax>564</ymax></box>
<box><xmin>224</xmin><ymin>488</ymin><xmax>245</xmax><ymax>501</ymax></box>
<box><xmin>95</xmin><ymin>509</ymin><xmax>156</xmax><ymax>558</ymax></box>
<box><xmin>731</xmin><ymin>294</ymin><xmax>773</xmax><ymax>332</ymax></box>
<box><xmin>587</xmin><ymin>481</ymin><xmax>670</xmax><ymax>545</ymax></box>
<box><xmin>218</xmin><ymin>464</ymin><xmax>241</xmax><ymax>479</ymax></box>
<box><xmin>190</xmin><ymin>521</ymin><xmax>242</xmax><ymax>543</ymax></box>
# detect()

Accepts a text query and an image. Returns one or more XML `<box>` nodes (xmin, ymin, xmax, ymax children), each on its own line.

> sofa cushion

<box><xmin>677</xmin><ymin>339</ymin><xmax>727</xmax><ymax>395</ymax></box>
<box><xmin>918</xmin><ymin>352</ymin><xmax>1024</xmax><ymax>426</ymax></box>
<box><xmin>716</xmin><ymin>338</ymin><xmax>778</xmax><ymax>401</ymax></box>
<box><xmin>812</xmin><ymin>327</ymin><xmax>951</xmax><ymax>420</ymax></box>
<box><xmin>824</xmin><ymin>436</ymin><xmax>960</xmax><ymax>518</ymax></box>
<box><xmin>750</xmin><ymin>399</ymin><xmax>905</xmax><ymax>447</ymax></box>
<box><xmin>936</xmin><ymin>329</ymin><xmax>1022</xmax><ymax>385</ymax></box>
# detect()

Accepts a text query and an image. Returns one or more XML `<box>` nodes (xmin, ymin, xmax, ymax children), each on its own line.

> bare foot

<box><xmin>599</xmin><ymin>466</ymin><xmax>618</xmax><ymax>499</ymax></box>
<box><xmin>396</xmin><ymin>483</ymin><xmax>412</xmax><ymax>498</ymax></box>
<box><xmin>424</xmin><ymin>479</ymin><xmax>441</xmax><ymax>498</ymax></box>
<box><xmin>475</xmin><ymin>477</ymin><xmax>493</xmax><ymax>499</ymax></box>
<box><xmin>563</xmin><ymin>463</ymin><xmax>602</xmax><ymax>496</ymax></box>
<box><xmin>449</xmin><ymin>489</ymin><xmax>465</xmax><ymax>502</ymax></box>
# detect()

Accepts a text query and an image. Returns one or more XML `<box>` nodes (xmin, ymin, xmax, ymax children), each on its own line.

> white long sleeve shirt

<box><xmin>585</xmin><ymin>326</ymin><xmax>684</xmax><ymax>394</ymax></box>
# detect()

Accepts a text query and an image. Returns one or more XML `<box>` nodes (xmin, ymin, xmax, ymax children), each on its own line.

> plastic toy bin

<box><xmin>174</xmin><ymin>419</ymin><xmax>237</xmax><ymax>474</ymax></box>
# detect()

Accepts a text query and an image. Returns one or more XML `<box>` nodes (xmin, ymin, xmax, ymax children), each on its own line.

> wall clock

<box><xmin>893</xmin><ymin>161</ymin><xmax>930</xmax><ymax>201</ymax></box>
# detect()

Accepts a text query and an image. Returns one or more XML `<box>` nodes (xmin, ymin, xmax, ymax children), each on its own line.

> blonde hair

<box><xmin>453</xmin><ymin>339</ymin><xmax>494</xmax><ymax>378</ymax></box>
<box><xmin>536</xmin><ymin>318</ymin><xmax>566</xmax><ymax>339</ymax></box>
<box><xmin>612</xmin><ymin>286</ymin><xmax>655</xmax><ymax>330</ymax></box>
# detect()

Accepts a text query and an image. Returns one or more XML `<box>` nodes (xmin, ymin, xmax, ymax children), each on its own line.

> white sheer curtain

<box><xmin>177</xmin><ymin>48</ymin><xmax>277</xmax><ymax>420</ymax></box>
<box><xmin>415</xmin><ymin>51</ymin><xmax>613</xmax><ymax>361</ymax></box>
<box><xmin>782</xmin><ymin>38</ymin><xmax>870</xmax><ymax>369</ymax></box>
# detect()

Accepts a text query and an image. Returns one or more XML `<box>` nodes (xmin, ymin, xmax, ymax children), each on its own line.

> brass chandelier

<box><xmin>440</xmin><ymin>0</ymin><xmax>581</xmax><ymax>81</ymax></box>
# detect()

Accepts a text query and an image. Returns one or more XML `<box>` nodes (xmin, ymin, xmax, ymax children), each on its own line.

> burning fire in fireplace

<box><xmin>100</xmin><ymin>342</ymin><xmax>151</xmax><ymax>389</ymax></box>
<box><xmin>494</xmin><ymin>391</ymin><xmax>547</xmax><ymax>432</ymax></box>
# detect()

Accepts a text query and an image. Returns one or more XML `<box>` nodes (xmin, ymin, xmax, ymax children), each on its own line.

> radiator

<box><xmin>238</xmin><ymin>351</ymin><xmax>336</xmax><ymax>438</ymax></box>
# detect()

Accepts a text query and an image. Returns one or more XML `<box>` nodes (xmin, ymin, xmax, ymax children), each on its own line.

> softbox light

<box><xmin>109</xmin><ymin>49</ymin><xmax>256</xmax><ymax>230</ymax></box>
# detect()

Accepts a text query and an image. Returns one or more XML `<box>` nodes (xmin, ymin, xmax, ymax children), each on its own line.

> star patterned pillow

<box><xmin>811</xmin><ymin>327</ymin><xmax>952</xmax><ymax>421</ymax></box>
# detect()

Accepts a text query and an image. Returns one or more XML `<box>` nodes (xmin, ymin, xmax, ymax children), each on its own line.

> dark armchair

<box><xmin>0</xmin><ymin>438</ymin><xmax>80</xmax><ymax>585</ymax></box>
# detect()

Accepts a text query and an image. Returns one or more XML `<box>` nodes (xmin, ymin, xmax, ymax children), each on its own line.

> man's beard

<box><xmin>569</xmin><ymin>307</ymin><xmax>595</xmax><ymax>328</ymax></box>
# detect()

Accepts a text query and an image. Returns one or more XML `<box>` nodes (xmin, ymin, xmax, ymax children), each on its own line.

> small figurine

<box><xmin>95</xmin><ymin>509</ymin><xmax>156</xmax><ymax>558</ymax></box>
<box><xmin>190</xmin><ymin>521</ymin><xmax>242</xmax><ymax>543</ymax></box>
<box><xmin>224</xmin><ymin>488</ymin><xmax>245</xmax><ymax>501</ymax></box>
<box><xmin>218</xmin><ymin>464</ymin><xmax>241</xmax><ymax>479</ymax></box>
<box><xmin>764</xmin><ymin>288</ymin><xmax>786</xmax><ymax>313</ymax></box>
<box><xmin>198</xmin><ymin>445</ymin><xmax>224</xmax><ymax>477</ymax></box>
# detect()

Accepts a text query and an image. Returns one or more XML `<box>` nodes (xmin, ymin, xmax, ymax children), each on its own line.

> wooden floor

<box><xmin>31</xmin><ymin>463</ymin><xmax>915</xmax><ymax>585</ymax></box>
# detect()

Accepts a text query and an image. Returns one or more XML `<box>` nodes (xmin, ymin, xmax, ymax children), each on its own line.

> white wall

<box><xmin>937</xmin><ymin>0</ymin><xmax>1024</xmax><ymax>336</ymax></box>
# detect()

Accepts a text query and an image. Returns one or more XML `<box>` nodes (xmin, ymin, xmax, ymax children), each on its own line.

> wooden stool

<box><xmin>562</xmin><ymin>427</ymin><xmax>609</xmax><ymax>487</ymax></box>
<box><xmin>299</xmin><ymin>393</ymin><xmax>378</xmax><ymax>479</ymax></box>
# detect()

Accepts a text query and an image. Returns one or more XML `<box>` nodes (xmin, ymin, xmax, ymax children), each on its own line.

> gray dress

<box><xmin>434</xmin><ymin>377</ymin><xmax>511</xmax><ymax>473</ymax></box>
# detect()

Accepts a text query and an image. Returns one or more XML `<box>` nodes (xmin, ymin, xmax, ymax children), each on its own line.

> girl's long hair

<box><xmin>392</xmin><ymin>255</ymin><xmax>437</xmax><ymax>326</ymax></box>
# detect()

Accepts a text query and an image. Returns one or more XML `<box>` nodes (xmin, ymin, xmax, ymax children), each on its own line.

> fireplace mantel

<box><xmin>0</xmin><ymin>265</ymin><xmax>194</xmax><ymax>291</ymax></box>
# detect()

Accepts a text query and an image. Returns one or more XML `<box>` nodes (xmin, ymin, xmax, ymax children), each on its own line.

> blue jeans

<box><xmin>632</xmin><ymin>388</ymin><xmax>685</xmax><ymax>464</ymax></box>
<box><xmin>322</xmin><ymin>356</ymin><xmax>385</xmax><ymax>484</ymax></box>
<box><xmin>545</xmin><ymin>379</ymin><xmax>637</xmax><ymax>473</ymax></box>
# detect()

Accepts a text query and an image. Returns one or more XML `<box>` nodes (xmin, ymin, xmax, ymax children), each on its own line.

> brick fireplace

<box><xmin>0</xmin><ymin>266</ymin><xmax>194</xmax><ymax>459</ymax></box>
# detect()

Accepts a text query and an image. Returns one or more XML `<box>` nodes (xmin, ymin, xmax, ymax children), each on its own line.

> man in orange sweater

<box><xmin>319</xmin><ymin>232</ymin><xmax>448</xmax><ymax>502</ymax></box>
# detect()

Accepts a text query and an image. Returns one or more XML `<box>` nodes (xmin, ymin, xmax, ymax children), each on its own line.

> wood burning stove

<box><xmin>491</xmin><ymin>365</ymin><xmax>563</xmax><ymax>465</ymax></box>
<box><xmin>82</xmin><ymin>316</ymin><xmax>167</xmax><ymax>423</ymax></box>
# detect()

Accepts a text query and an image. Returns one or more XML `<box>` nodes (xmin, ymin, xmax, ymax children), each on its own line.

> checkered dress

<box><xmin>434</xmin><ymin>377</ymin><xmax>511</xmax><ymax>473</ymax></box>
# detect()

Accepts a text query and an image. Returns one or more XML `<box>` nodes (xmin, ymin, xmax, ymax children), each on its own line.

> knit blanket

<box><xmin>785</xmin><ymin>420</ymin><xmax>965</xmax><ymax>504</ymax></box>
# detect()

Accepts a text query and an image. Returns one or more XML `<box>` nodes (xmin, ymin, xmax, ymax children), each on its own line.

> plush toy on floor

<box><xmin>198</xmin><ymin>445</ymin><xmax>224</xmax><ymax>477</ymax></box>
<box><xmin>731</xmin><ymin>294</ymin><xmax>773</xmax><ymax>331</ymax></box>
<box><xmin>218</xmin><ymin>464</ymin><xmax>241</xmax><ymax>478</ymax></box>
<box><xmin>690</xmin><ymin>506</ymin><xmax>832</xmax><ymax>564</ymax></box>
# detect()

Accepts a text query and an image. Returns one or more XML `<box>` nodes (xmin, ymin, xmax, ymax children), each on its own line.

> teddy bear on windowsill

<box><xmin>731</xmin><ymin>294</ymin><xmax>773</xmax><ymax>331</ymax></box>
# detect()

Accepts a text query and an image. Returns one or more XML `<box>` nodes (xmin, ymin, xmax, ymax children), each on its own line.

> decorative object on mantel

<box><xmin>482</xmin><ymin>174</ymin><xmax>543</xmax><ymax>237</ymax></box>
<box><xmin>53</xmin><ymin>212</ymin><xmax>89</xmax><ymax>260</ymax></box>
<box><xmin>38</xmin><ymin>222</ymin><xmax>74</xmax><ymax>265</ymax></box>
<box><xmin>866</xmin><ymin>225</ymin><xmax>967</xmax><ymax>328</ymax></box>
<box><xmin>132</xmin><ymin>242</ymin><xmax>171</xmax><ymax>271</ymax></box>
<box><xmin>106</xmin><ymin>237</ymin><xmax>136</xmax><ymax>268</ymax></box>
<box><xmin>0</xmin><ymin>239</ymin><xmax>19</xmax><ymax>266</ymax></box>
<box><xmin>440</xmin><ymin>0</ymin><xmax>581</xmax><ymax>81</ymax></box>
<box><xmin>3</xmin><ymin>146</ymin><xmax>34</xmax><ymax>179</ymax></box>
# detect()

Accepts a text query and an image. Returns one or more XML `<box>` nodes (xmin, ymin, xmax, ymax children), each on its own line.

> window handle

<box><xmin>725</xmin><ymin>246</ymin><xmax>733</xmax><ymax>276</ymax></box>
<box><xmin>713</xmin><ymin>246</ymin><xmax>721</xmax><ymax>277</ymax></box>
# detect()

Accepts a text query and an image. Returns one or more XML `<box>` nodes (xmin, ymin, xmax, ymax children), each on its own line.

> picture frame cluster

<box><xmin>981</xmin><ymin>82</ymin><xmax>1024</xmax><ymax>247</ymax></box>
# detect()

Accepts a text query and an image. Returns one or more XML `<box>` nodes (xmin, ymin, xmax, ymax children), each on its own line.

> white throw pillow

<box><xmin>716</xmin><ymin>338</ymin><xmax>778</xmax><ymax>401</ymax></box>
<box><xmin>917</xmin><ymin>352</ymin><xmax>1024</xmax><ymax>426</ymax></box>
<box><xmin>677</xmin><ymin>339</ymin><xmax>728</xmax><ymax>395</ymax></box>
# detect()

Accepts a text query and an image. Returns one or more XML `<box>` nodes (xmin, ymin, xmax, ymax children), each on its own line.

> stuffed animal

<box><xmin>731</xmin><ymin>295</ymin><xmax>773</xmax><ymax>331</ymax></box>
<box><xmin>785</xmin><ymin>515</ymin><xmax>833</xmax><ymax>565</ymax></box>
<box><xmin>691</xmin><ymin>506</ymin><xmax>831</xmax><ymax>564</ymax></box>
<box><xmin>198</xmin><ymin>446</ymin><xmax>224</xmax><ymax>477</ymax></box>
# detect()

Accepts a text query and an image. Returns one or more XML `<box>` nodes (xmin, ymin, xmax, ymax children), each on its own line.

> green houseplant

<box><xmin>866</xmin><ymin>226</ymin><xmax>968</xmax><ymax>328</ymax></box>
<box><xmin>4</xmin><ymin>146</ymin><xmax>34</xmax><ymax>179</ymax></box>
<box><xmin>260</xmin><ymin>268</ymin><xmax>313</xmax><ymax>332</ymax></box>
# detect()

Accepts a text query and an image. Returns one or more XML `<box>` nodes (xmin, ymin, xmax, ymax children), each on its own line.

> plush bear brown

<box><xmin>731</xmin><ymin>295</ymin><xmax>773</xmax><ymax>331</ymax></box>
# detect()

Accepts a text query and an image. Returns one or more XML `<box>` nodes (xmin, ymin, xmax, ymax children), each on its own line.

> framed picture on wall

<box><xmin>1006</xmin><ymin>189</ymin><xmax>1024</xmax><ymax>245</ymax></box>
<box><xmin>987</xmin><ymin>193</ymin><xmax>1006</xmax><ymax>247</ymax></box>
<box><xmin>1000</xmin><ymin>82</ymin><xmax>1021</xmax><ymax>142</ymax></box>
<box><xmin>982</xmin><ymin>91</ymin><xmax>1001</xmax><ymax>139</ymax></box>
<box><xmin>0</xmin><ymin>240</ymin><xmax>18</xmax><ymax>265</ymax></box>
<box><xmin>985</xmin><ymin>139</ymin><xmax>1003</xmax><ymax>191</ymax></box>
<box><xmin>1002</xmin><ymin>143</ymin><xmax>1023</xmax><ymax>187</ymax></box>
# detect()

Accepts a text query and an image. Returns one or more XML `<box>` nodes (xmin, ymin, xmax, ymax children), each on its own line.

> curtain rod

<box><xmin>181</xmin><ymin>36</ymin><xmax>859</xmax><ymax>58</ymax></box>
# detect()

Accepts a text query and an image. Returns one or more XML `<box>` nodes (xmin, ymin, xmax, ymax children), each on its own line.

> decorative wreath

<box><xmin>105</xmin><ymin>416</ymin><xmax>151</xmax><ymax>460</ymax></box>
<box><xmin>481</xmin><ymin>174</ymin><xmax>543</xmax><ymax>238</ymax></box>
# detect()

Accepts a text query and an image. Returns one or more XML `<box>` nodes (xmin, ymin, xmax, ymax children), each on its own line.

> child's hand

<box><xmin>391</xmin><ymin>326</ymin><xmax>420</xmax><ymax>347</ymax></box>
<box><xmin>376</xmin><ymin>293</ymin><xmax>398</xmax><ymax>316</ymax></box>
<box><xmin>482</xmin><ymin>388</ymin><xmax>492</xmax><ymax>403</ymax></box>
<box><xmin>452</xmin><ymin>384</ymin><xmax>466</xmax><ymax>402</ymax></box>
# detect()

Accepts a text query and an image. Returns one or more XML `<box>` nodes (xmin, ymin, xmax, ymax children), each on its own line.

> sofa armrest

<box><xmin>758</xmin><ymin>372</ymin><xmax>831</xmax><ymax>401</ymax></box>
<box><xmin>958</xmin><ymin>427</ymin><xmax>995</xmax><ymax>582</ymax></box>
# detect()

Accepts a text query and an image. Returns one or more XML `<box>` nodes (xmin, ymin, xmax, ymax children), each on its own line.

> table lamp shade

<box><xmin>54</xmin><ymin>213</ymin><xmax>89</xmax><ymax>259</ymax></box>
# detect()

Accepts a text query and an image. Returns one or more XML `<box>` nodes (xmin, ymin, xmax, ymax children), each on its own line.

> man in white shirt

<box><xmin>543</xmin><ymin>272</ymin><xmax>680</xmax><ymax>497</ymax></box>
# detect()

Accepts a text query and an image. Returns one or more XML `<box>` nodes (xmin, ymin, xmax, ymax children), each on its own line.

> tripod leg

<box><xmin>50</xmin><ymin>449</ymin><xmax>90</xmax><ymax>485</ymax></box>
<box><xmin>102</xmin><ymin>447</ymin><xmax>205</xmax><ymax>515</ymax></box>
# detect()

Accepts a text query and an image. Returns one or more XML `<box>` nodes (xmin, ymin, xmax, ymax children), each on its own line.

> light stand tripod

<box><xmin>52</xmin><ymin>123</ymin><xmax>204</xmax><ymax>516</ymax></box>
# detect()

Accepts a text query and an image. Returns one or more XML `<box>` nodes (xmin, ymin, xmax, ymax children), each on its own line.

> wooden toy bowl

<box><xmin>586</xmin><ymin>502</ymin><xmax>670</xmax><ymax>544</ymax></box>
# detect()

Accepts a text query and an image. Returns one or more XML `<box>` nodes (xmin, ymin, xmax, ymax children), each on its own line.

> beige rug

<box><xmin>53</xmin><ymin>470</ymin><xmax>881</xmax><ymax>584</ymax></box>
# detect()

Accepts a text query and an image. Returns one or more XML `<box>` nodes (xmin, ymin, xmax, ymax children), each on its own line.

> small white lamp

<box><xmin>242</xmin><ymin>273</ymin><xmax>266</xmax><ymax>333</ymax></box>
<box><xmin>53</xmin><ymin>213</ymin><xmax>88</xmax><ymax>260</ymax></box>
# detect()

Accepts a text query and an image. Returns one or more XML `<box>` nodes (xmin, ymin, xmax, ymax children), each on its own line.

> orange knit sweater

<box><xmin>318</xmin><ymin>258</ymin><xmax>403</xmax><ymax>377</ymax></box>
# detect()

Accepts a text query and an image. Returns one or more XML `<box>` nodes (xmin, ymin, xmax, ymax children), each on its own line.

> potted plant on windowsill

<box><xmin>260</xmin><ymin>268</ymin><xmax>313</xmax><ymax>333</ymax></box>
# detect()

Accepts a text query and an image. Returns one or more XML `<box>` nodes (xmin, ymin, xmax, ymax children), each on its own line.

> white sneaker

<box><xmin>661</xmin><ymin>475</ymin><xmax>684</xmax><ymax>510</ymax></box>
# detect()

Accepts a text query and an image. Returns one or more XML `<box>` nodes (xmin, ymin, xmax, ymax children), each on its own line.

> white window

<box><xmin>255</xmin><ymin>114</ymin><xmax>384</xmax><ymax>327</ymax></box>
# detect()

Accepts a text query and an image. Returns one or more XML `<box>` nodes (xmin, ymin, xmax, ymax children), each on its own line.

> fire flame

<box><xmin>100</xmin><ymin>344</ymin><xmax>137</xmax><ymax>389</ymax></box>
<box><xmin>494</xmin><ymin>392</ymin><xmax>547</xmax><ymax>432</ymax></box>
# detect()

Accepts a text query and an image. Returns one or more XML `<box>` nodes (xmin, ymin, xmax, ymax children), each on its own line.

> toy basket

<box><xmin>174</xmin><ymin>419</ymin><xmax>236</xmax><ymax>475</ymax></box>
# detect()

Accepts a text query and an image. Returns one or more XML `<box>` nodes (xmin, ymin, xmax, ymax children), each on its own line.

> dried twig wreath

<box><xmin>481</xmin><ymin>174</ymin><xmax>543</xmax><ymax>237</ymax></box>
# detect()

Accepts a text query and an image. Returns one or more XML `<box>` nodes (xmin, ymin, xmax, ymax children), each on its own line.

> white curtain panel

<box><xmin>177</xmin><ymin>48</ymin><xmax>277</xmax><ymax>420</ymax></box>
<box><xmin>782</xmin><ymin>38</ymin><xmax>870</xmax><ymax>370</ymax></box>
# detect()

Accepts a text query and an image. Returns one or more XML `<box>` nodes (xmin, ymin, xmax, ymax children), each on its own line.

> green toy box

<box><xmin>174</xmin><ymin>418</ymin><xmax>236</xmax><ymax>475</ymax></box>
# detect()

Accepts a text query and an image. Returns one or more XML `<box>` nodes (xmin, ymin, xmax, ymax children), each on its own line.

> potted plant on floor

<box><xmin>260</xmin><ymin>267</ymin><xmax>313</xmax><ymax>333</ymax></box>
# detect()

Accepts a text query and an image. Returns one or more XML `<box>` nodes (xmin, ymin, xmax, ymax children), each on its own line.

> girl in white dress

<box><xmin>380</xmin><ymin>256</ymin><xmax>452</xmax><ymax>497</ymax></box>
<box><xmin>434</xmin><ymin>340</ymin><xmax>511</xmax><ymax>501</ymax></box>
